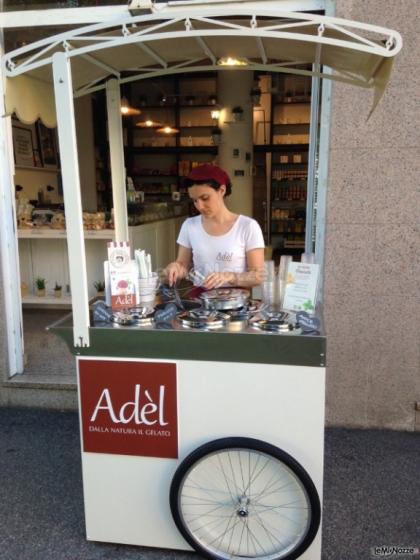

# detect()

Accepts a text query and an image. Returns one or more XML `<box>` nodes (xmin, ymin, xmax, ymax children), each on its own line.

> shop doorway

<box><xmin>3</xmin><ymin>0</ymin><xmax>400</xmax><ymax>377</ymax></box>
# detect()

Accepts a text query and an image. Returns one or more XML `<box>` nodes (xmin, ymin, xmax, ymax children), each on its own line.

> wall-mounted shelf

<box><xmin>253</xmin><ymin>72</ymin><xmax>312</xmax><ymax>255</ymax></box>
<box><xmin>273</xmin><ymin>122</ymin><xmax>310</xmax><ymax>126</ymax></box>
<box><xmin>254</xmin><ymin>143</ymin><xmax>309</xmax><ymax>152</ymax></box>
<box><xmin>129</xmin><ymin>146</ymin><xmax>217</xmax><ymax>154</ymax></box>
<box><xmin>15</xmin><ymin>165</ymin><xmax>60</xmax><ymax>173</ymax></box>
<box><xmin>273</xmin><ymin>100</ymin><xmax>311</xmax><ymax>105</ymax></box>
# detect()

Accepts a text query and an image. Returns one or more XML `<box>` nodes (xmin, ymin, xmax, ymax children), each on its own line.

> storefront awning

<box><xmin>3</xmin><ymin>6</ymin><xmax>402</xmax><ymax>125</ymax></box>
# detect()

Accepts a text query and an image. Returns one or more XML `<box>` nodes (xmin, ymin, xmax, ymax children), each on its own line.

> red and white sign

<box><xmin>107</xmin><ymin>241</ymin><xmax>138</xmax><ymax>310</ymax></box>
<box><xmin>79</xmin><ymin>359</ymin><xmax>178</xmax><ymax>458</ymax></box>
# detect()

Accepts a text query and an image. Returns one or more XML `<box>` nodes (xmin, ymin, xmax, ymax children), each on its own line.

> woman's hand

<box><xmin>203</xmin><ymin>271</ymin><xmax>237</xmax><ymax>290</ymax></box>
<box><xmin>165</xmin><ymin>246</ymin><xmax>192</xmax><ymax>286</ymax></box>
<box><xmin>165</xmin><ymin>262</ymin><xmax>185</xmax><ymax>287</ymax></box>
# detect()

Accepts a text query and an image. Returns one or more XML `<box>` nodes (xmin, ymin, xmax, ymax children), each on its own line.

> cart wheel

<box><xmin>170</xmin><ymin>437</ymin><xmax>320</xmax><ymax>560</ymax></box>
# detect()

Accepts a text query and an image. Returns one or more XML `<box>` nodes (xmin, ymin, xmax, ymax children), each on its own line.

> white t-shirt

<box><xmin>177</xmin><ymin>215</ymin><xmax>265</xmax><ymax>284</ymax></box>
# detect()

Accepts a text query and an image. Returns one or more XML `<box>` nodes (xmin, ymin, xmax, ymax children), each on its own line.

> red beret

<box><xmin>186</xmin><ymin>164</ymin><xmax>230</xmax><ymax>187</ymax></box>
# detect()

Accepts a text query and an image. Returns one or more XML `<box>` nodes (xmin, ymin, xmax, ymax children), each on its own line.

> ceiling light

<box><xmin>135</xmin><ymin>119</ymin><xmax>162</xmax><ymax>128</ymax></box>
<box><xmin>120</xmin><ymin>97</ymin><xmax>141</xmax><ymax>117</ymax></box>
<box><xmin>217</xmin><ymin>57</ymin><xmax>249</xmax><ymax>67</ymax></box>
<box><xmin>157</xmin><ymin>125</ymin><xmax>179</xmax><ymax>135</ymax></box>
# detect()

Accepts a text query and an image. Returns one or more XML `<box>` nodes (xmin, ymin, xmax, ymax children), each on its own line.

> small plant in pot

<box><xmin>232</xmin><ymin>106</ymin><xmax>244</xmax><ymax>122</ymax></box>
<box><xmin>94</xmin><ymin>280</ymin><xmax>106</xmax><ymax>296</ymax></box>
<box><xmin>211</xmin><ymin>127</ymin><xmax>222</xmax><ymax>146</ymax></box>
<box><xmin>35</xmin><ymin>277</ymin><xmax>46</xmax><ymax>297</ymax></box>
<box><xmin>53</xmin><ymin>282</ymin><xmax>62</xmax><ymax>298</ymax></box>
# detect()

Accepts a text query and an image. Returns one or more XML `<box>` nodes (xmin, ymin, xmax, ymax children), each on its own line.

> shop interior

<box><xmin>14</xmin><ymin>68</ymin><xmax>313</xmax><ymax>378</ymax></box>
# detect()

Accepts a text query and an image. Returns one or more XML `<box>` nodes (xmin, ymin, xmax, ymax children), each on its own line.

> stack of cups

<box><xmin>262</xmin><ymin>260</ymin><xmax>276</xmax><ymax>306</ymax></box>
<box><xmin>276</xmin><ymin>255</ymin><xmax>292</xmax><ymax>309</ymax></box>
<box><xmin>301</xmin><ymin>252</ymin><xmax>316</xmax><ymax>264</ymax></box>
<box><xmin>138</xmin><ymin>273</ymin><xmax>159</xmax><ymax>309</ymax></box>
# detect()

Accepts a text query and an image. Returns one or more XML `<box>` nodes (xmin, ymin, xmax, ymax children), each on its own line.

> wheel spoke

<box><xmin>215</xmin><ymin>453</ymin><xmax>242</xmax><ymax>501</ymax></box>
<box><xmin>208</xmin><ymin>510</ymin><xmax>239</xmax><ymax>548</ymax></box>
<box><xmin>243</xmin><ymin>515</ymin><xmax>269</xmax><ymax>556</ymax></box>
<box><xmin>249</xmin><ymin>505</ymin><xmax>288</xmax><ymax>551</ymax></box>
<box><xmin>238</xmin><ymin>450</ymin><xmax>246</xmax><ymax>495</ymax></box>
<box><xmin>252</xmin><ymin>480</ymin><xmax>296</xmax><ymax>505</ymax></box>
<box><xmin>227</xmin><ymin>451</ymin><xmax>243</xmax><ymax>496</ymax></box>
<box><xmin>242</xmin><ymin>456</ymin><xmax>271</xmax><ymax>496</ymax></box>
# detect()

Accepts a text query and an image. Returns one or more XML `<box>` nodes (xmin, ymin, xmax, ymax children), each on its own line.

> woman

<box><xmin>165</xmin><ymin>164</ymin><xmax>265</xmax><ymax>290</ymax></box>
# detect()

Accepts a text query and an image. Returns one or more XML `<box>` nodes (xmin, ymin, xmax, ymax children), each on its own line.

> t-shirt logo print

<box><xmin>216</xmin><ymin>251</ymin><xmax>233</xmax><ymax>262</ymax></box>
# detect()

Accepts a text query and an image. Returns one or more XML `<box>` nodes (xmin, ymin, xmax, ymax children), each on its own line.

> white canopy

<box><xmin>3</xmin><ymin>5</ymin><xmax>402</xmax><ymax>125</ymax></box>
<box><xmin>0</xmin><ymin>2</ymin><xmax>403</xmax><ymax>347</ymax></box>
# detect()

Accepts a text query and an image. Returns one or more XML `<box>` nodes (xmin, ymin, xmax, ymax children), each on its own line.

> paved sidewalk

<box><xmin>0</xmin><ymin>407</ymin><xmax>419</xmax><ymax>560</ymax></box>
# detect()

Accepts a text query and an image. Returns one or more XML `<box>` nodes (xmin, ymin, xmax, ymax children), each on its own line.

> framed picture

<box><xmin>12</xmin><ymin>126</ymin><xmax>35</xmax><ymax>167</ymax></box>
<box><xmin>36</xmin><ymin>121</ymin><xmax>58</xmax><ymax>168</ymax></box>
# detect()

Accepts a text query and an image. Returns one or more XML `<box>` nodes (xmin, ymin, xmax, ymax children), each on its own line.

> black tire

<box><xmin>170</xmin><ymin>437</ymin><xmax>321</xmax><ymax>560</ymax></box>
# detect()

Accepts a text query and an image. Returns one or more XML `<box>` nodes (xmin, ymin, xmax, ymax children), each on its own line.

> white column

<box><xmin>106</xmin><ymin>79</ymin><xmax>129</xmax><ymax>242</ymax></box>
<box><xmin>0</xmin><ymin>31</ymin><xmax>24</xmax><ymax>375</ymax></box>
<box><xmin>52</xmin><ymin>51</ymin><xmax>90</xmax><ymax>347</ymax></box>
<box><xmin>217</xmin><ymin>71</ymin><xmax>254</xmax><ymax>217</ymax></box>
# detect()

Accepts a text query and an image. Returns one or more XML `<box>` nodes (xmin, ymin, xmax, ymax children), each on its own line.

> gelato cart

<box><xmin>1</xmin><ymin>3</ymin><xmax>401</xmax><ymax>560</ymax></box>
<box><xmin>50</xmin><ymin>301</ymin><xmax>326</xmax><ymax>560</ymax></box>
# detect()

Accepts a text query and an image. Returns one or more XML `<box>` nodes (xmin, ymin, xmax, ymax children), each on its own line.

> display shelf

<box><xmin>131</xmin><ymin>174</ymin><xmax>178</xmax><ymax>178</ymax></box>
<box><xmin>273</xmin><ymin>122</ymin><xmax>310</xmax><ymax>126</ymax></box>
<box><xmin>179</xmin><ymin>125</ymin><xmax>214</xmax><ymax>129</ymax></box>
<box><xmin>122</xmin><ymin>73</ymin><xmax>218</xmax><ymax>201</ymax></box>
<box><xmin>129</xmin><ymin>146</ymin><xmax>217</xmax><ymax>154</ymax></box>
<box><xmin>273</xmin><ymin>100</ymin><xmax>311</xmax><ymax>105</ymax></box>
<box><xmin>135</xmin><ymin>103</ymin><xmax>217</xmax><ymax>110</ymax></box>
<box><xmin>22</xmin><ymin>294</ymin><xmax>72</xmax><ymax>305</ymax></box>
<box><xmin>254</xmin><ymin>143</ymin><xmax>309</xmax><ymax>152</ymax></box>
<box><xmin>272</xmin><ymin>162</ymin><xmax>308</xmax><ymax>167</ymax></box>
<box><xmin>271</xmin><ymin>231</ymin><xmax>305</xmax><ymax>237</ymax></box>
<box><xmin>263</xmin><ymin>73</ymin><xmax>312</xmax><ymax>254</ymax></box>
<box><xmin>18</xmin><ymin>229</ymin><xmax>115</xmax><ymax>239</ymax></box>
<box><xmin>15</xmin><ymin>165</ymin><xmax>60</xmax><ymax>173</ymax></box>
<box><xmin>272</xmin><ymin>200</ymin><xmax>307</xmax><ymax>208</ymax></box>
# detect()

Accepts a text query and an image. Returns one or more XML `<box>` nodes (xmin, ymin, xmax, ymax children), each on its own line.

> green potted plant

<box><xmin>35</xmin><ymin>277</ymin><xmax>46</xmax><ymax>297</ymax></box>
<box><xmin>211</xmin><ymin>127</ymin><xmax>222</xmax><ymax>145</ymax></box>
<box><xmin>94</xmin><ymin>280</ymin><xmax>106</xmax><ymax>296</ymax></box>
<box><xmin>53</xmin><ymin>282</ymin><xmax>62</xmax><ymax>298</ymax></box>
<box><xmin>232</xmin><ymin>106</ymin><xmax>244</xmax><ymax>122</ymax></box>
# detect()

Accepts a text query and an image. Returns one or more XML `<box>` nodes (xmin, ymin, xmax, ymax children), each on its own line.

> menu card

<box><xmin>283</xmin><ymin>262</ymin><xmax>319</xmax><ymax>314</ymax></box>
<box><xmin>107</xmin><ymin>241</ymin><xmax>138</xmax><ymax>310</ymax></box>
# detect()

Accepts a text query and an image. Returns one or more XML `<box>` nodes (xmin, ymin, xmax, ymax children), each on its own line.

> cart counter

<box><xmin>50</xmin><ymin>314</ymin><xmax>326</xmax><ymax>560</ymax></box>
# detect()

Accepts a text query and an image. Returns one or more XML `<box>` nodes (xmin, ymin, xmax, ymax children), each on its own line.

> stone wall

<box><xmin>324</xmin><ymin>0</ymin><xmax>419</xmax><ymax>429</ymax></box>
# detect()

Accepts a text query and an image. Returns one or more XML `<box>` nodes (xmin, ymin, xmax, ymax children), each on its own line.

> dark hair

<box><xmin>183</xmin><ymin>177</ymin><xmax>232</xmax><ymax>197</ymax></box>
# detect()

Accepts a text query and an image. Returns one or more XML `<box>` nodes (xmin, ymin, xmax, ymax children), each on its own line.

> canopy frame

<box><xmin>4</xmin><ymin>9</ymin><xmax>402</xmax><ymax>99</ymax></box>
<box><xmin>1</xmin><ymin>4</ymin><xmax>402</xmax><ymax>348</ymax></box>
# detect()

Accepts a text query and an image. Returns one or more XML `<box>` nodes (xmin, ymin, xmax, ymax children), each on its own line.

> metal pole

<box><xmin>52</xmin><ymin>51</ymin><xmax>90</xmax><ymax>347</ymax></box>
<box><xmin>0</xmin><ymin>30</ymin><xmax>24</xmax><ymax>375</ymax></box>
<box><xmin>106</xmin><ymin>79</ymin><xmax>129</xmax><ymax>242</ymax></box>
<box><xmin>306</xmin><ymin>68</ymin><xmax>321</xmax><ymax>253</ymax></box>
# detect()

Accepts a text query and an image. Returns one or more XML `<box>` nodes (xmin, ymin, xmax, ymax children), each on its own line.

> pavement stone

<box><xmin>0</xmin><ymin>407</ymin><xmax>419</xmax><ymax>560</ymax></box>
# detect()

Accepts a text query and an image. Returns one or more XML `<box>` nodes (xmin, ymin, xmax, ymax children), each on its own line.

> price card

<box><xmin>283</xmin><ymin>262</ymin><xmax>319</xmax><ymax>314</ymax></box>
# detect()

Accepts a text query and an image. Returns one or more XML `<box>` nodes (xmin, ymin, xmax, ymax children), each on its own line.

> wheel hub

<box><xmin>237</xmin><ymin>495</ymin><xmax>250</xmax><ymax>517</ymax></box>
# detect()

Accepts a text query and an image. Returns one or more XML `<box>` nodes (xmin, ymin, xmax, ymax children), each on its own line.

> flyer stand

<box><xmin>2</xmin><ymin>4</ymin><xmax>402</xmax><ymax>559</ymax></box>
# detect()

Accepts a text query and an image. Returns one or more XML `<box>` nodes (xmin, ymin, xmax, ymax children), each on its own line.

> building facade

<box><xmin>0</xmin><ymin>0</ymin><xmax>418</xmax><ymax>429</ymax></box>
